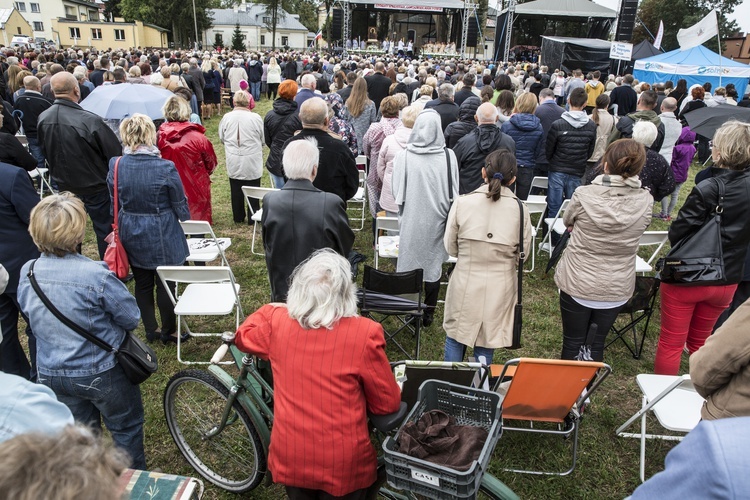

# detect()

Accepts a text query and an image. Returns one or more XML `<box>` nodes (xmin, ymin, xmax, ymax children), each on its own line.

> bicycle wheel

<box><xmin>164</xmin><ymin>369</ymin><xmax>266</xmax><ymax>494</ymax></box>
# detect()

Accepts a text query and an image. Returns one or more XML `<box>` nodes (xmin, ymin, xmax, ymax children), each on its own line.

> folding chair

<box><xmin>156</xmin><ymin>266</ymin><xmax>242</xmax><ymax>365</ymax></box>
<box><xmin>180</xmin><ymin>220</ymin><xmax>231</xmax><ymax>267</ymax></box>
<box><xmin>522</xmin><ymin>199</ymin><xmax>546</xmax><ymax>272</ymax></box>
<box><xmin>359</xmin><ymin>266</ymin><xmax>424</xmax><ymax>360</ymax></box>
<box><xmin>356</xmin><ymin>154</ymin><xmax>367</xmax><ymax>171</ymax></box>
<box><xmin>540</xmin><ymin>199</ymin><xmax>570</xmax><ymax>256</ymax></box>
<box><xmin>393</xmin><ymin>360</ymin><xmax>489</xmax><ymax>409</ymax></box>
<box><xmin>374</xmin><ymin>215</ymin><xmax>399</xmax><ymax>269</ymax></box>
<box><xmin>635</xmin><ymin>231</ymin><xmax>668</xmax><ymax>274</ymax></box>
<box><xmin>347</xmin><ymin>169</ymin><xmax>367</xmax><ymax>231</ymax></box>
<box><xmin>492</xmin><ymin>357</ymin><xmax>612</xmax><ymax>475</ymax></box>
<box><xmin>606</xmin><ymin>277</ymin><xmax>660</xmax><ymax>359</ymax></box>
<box><xmin>525</xmin><ymin>176</ymin><xmax>548</xmax><ymax>205</ymax></box>
<box><xmin>220</xmin><ymin>87</ymin><xmax>231</xmax><ymax>112</ymax></box>
<box><xmin>616</xmin><ymin>374</ymin><xmax>704</xmax><ymax>482</ymax></box>
<box><xmin>241</xmin><ymin>185</ymin><xmax>278</xmax><ymax>256</ymax></box>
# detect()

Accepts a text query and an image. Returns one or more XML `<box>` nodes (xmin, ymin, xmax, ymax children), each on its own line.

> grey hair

<box><xmin>301</xmin><ymin>73</ymin><xmax>316</xmax><ymax>88</ymax></box>
<box><xmin>286</xmin><ymin>249</ymin><xmax>358</xmax><ymax>330</ymax></box>
<box><xmin>283</xmin><ymin>137</ymin><xmax>319</xmax><ymax>180</ymax></box>
<box><xmin>632</xmin><ymin>120</ymin><xmax>658</xmax><ymax>148</ymax></box>
<box><xmin>438</xmin><ymin>83</ymin><xmax>455</xmax><ymax>101</ymax></box>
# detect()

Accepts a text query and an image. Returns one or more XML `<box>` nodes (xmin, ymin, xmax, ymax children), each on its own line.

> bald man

<box><xmin>14</xmin><ymin>75</ymin><xmax>52</xmax><ymax>169</ymax></box>
<box><xmin>365</xmin><ymin>61</ymin><xmax>392</xmax><ymax>111</ymax></box>
<box><xmin>37</xmin><ymin>72</ymin><xmax>122</xmax><ymax>259</ymax></box>
<box><xmin>282</xmin><ymin>98</ymin><xmax>358</xmax><ymax>204</ymax></box>
<box><xmin>452</xmin><ymin>102</ymin><xmax>516</xmax><ymax>194</ymax></box>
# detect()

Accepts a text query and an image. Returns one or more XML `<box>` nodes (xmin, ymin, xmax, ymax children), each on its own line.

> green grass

<box><xmin>61</xmin><ymin>99</ymin><xmax>701</xmax><ymax>499</ymax></box>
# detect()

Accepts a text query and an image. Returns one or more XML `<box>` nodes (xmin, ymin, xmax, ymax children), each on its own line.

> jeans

<box><xmin>249</xmin><ymin>81</ymin><xmax>261</xmax><ymax>102</ymax></box>
<box><xmin>514</xmin><ymin>167</ymin><xmax>535</xmax><ymax>200</ymax></box>
<box><xmin>132</xmin><ymin>266</ymin><xmax>177</xmax><ymax>336</ymax></box>
<box><xmin>655</xmin><ymin>282</ymin><xmax>736</xmax><ymax>375</ymax></box>
<box><xmin>40</xmin><ymin>364</ymin><xmax>146</xmax><ymax>469</ymax></box>
<box><xmin>270</xmin><ymin>173</ymin><xmax>286</xmax><ymax>189</ymax></box>
<box><xmin>559</xmin><ymin>291</ymin><xmax>622</xmax><ymax>362</ymax></box>
<box><xmin>444</xmin><ymin>336</ymin><xmax>495</xmax><ymax>363</ymax></box>
<box><xmin>547</xmin><ymin>171</ymin><xmax>581</xmax><ymax>245</ymax></box>
<box><xmin>229</xmin><ymin>177</ymin><xmax>261</xmax><ymax>223</ymax></box>
<box><xmin>77</xmin><ymin>189</ymin><xmax>113</xmax><ymax>260</ymax></box>
<box><xmin>0</xmin><ymin>292</ymin><xmax>35</xmax><ymax>380</ymax></box>
<box><xmin>26</xmin><ymin>136</ymin><xmax>45</xmax><ymax>169</ymax></box>
<box><xmin>660</xmin><ymin>183</ymin><xmax>682</xmax><ymax>217</ymax></box>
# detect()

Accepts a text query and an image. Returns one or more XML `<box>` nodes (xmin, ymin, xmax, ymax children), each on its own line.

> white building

<box><xmin>0</xmin><ymin>0</ymin><xmax>101</xmax><ymax>42</ymax></box>
<box><xmin>206</xmin><ymin>1</ymin><xmax>310</xmax><ymax>50</ymax></box>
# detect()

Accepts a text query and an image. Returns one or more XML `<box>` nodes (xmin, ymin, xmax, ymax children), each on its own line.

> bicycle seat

<box><xmin>369</xmin><ymin>402</ymin><xmax>408</xmax><ymax>433</ymax></box>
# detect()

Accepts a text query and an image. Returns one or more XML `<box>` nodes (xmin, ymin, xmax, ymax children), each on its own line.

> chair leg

<box><xmin>251</xmin><ymin>221</ymin><xmax>263</xmax><ymax>256</ymax></box>
<box><xmin>640</xmin><ymin>395</ymin><xmax>647</xmax><ymax>482</ymax></box>
<box><xmin>525</xmin><ymin>235</ymin><xmax>536</xmax><ymax>273</ymax></box>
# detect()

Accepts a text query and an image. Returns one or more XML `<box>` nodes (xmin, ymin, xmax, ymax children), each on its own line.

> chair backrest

<box><xmin>396</xmin><ymin>361</ymin><xmax>486</xmax><ymax>409</ymax></box>
<box><xmin>530</xmin><ymin>176</ymin><xmax>548</xmax><ymax>190</ymax></box>
<box><xmin>358</xmin><ymin>169</ymin><xmax>366</xmax><ymax>184</ymax></box>
<box><xmin>363</xmin><ymin>265</ymin><xmax>422</xmax><ymax>296</ymax></box>
<box><xmin>376</xmin><ymin>216</ymin><xmax>400</xmax><ymax>233</ymax></box>
<box><xmin>498</xmin><ymin>358</ymin><xmax>610</xmax><ymax>423</ymax></box>
<box><xmin>157</xmin><ymin>266</ymin><xmax>234</xmax><ymax>285</ymax></box>
<box><xmin>621</xmin><ymin>276</ymin><xmax>660</xmax><ymax>313</ymax></box>
<box><xmin>356</xmin><ymin>154</ymin><xmax>367</xmax><ymax>170</ymax></box>
<box><xmin>523</xmin><ymin>201</ymin><xmax>546</xmax><ymax>216</ymax></box>
<box><xmin>554</xmin><ymin>199</ymin><xmax>570</xmax><ymax>219</ymax></box>
<box><xmin>638</xmin><ymin>231</ymin><xmax>669</xmax><ymax>265</ymax></box>
<box><xmin>180</xmin><ymin>220</ymin><xmax>216</xmax><ymax>238</ymax></box>
<box><xmin>241</xmin><ymin>186</ymin><xmax>278</xmax><ymax>214</ymax></box>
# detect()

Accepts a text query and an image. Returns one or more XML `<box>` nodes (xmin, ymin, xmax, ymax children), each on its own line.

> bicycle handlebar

<box><xmin>210</xmin><ymin>331</ymin><xmax>237</xmax><ymax>364</ymax></box>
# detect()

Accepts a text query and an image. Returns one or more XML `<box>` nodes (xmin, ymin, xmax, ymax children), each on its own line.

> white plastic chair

<box><xmin>156</xmin><ymin>266</ymin><xmax>242</xmax><ymax>365</ymax></box>
<box><xmin>356</xmin><ymin>154</ymin><xmax>367</xmax><ymax>171</ymax></box>
<box><xmin>616</xmin><ymin>374</ymin><xmax>704</xmax><ymax>482</ymax></box>
<box><xmin>180</xmin><ymin>220</ymin><xmax>231</xmax><ymax>267</ymax></box>
<box><xmin>523</xmin><ymin>199</ymin><xmax>547</xmax><ymax>272</ymax></box>
<box><xmin>374</xmin><ymin>215</ymin><xmax>399</xmax><ymax>269</ymax></box>
<box><xmin>540</xmin><ymin>199</ymin><xmax>570</xmax><ymax>256</ymax></box>
<box><xmin>525</xmin><ymin>176</ymin><xmax>548</xmax><ymax>205</ymax></box>
<box><xmin>241</xmin><ymin>185</ymin><xmax>278</xmax><ymax>256</ymax></box>
<box><xmin>348</xmin><ymin>169</ymin><xmax>367</xmax><ymax>231</ymax></box>
<box><xmin>635</xmin><ymin>231</ymin><xmax>669</xmax><ymax>274</ymax></box>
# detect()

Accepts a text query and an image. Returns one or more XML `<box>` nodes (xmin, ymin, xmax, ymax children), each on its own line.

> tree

<box><xmin>287</xmin><ymin>0</ymin><xmax>318</xmax><ymax>33</ymax></box>
<box><xmin>258</xmin><ymin>0</ymin><xmax>286</xmax><ymax>51</ymax></box>
<box><xmin>120</xmin><ymin>0</ymin><xmax>214</xmax><ymax>48</ymax></box>
<box><xmin>102</xmin><ymin>0</ymin><xmax>122</xmax><ymax>21</ymax></box>
<box><xmin>231</xmin><ymin>22</ymin><xmax>246</xmax><ymax>50</ymax></box>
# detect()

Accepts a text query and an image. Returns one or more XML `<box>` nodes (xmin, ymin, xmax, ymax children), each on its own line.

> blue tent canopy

<box><xmin>633</xmin><ymin>45</ymin><xmax>750</xmax><ymax>98</ymax></box>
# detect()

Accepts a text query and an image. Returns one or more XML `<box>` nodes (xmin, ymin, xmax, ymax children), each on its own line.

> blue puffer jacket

<box><xmin>501</xmin><ymin>113</ymin><xmax>543</xmax><ymax>169</ymax></box>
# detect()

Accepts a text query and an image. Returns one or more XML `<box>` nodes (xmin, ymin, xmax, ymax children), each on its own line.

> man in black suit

<box><xmin>337</xmin><ymin>71</ymin><xmax>357</xmax><ymax>103</ymax></box>
<box><xmin>424</xmin><ymin>83</ymin><xmax>460</xmax><ymax>132</ymax></box>
<box><xmin>364</xmin><ymin>62</ymin><xmax>392</xmax><ymax>111</ymax></box>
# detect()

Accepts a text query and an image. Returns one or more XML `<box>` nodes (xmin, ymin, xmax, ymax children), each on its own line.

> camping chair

<box><xmin>540</xmin><ymin>199</ymin><xmax>570</xmax><ymax>256</ymax></box>
<box><xmin>359</xmin><ymin>266</ymin><xmax>424</xmax><ymax>360</ymax></box>
<box><xmin>156</xmin><ymin>266</ymin><xmax>242</xmax><ymax>365</ymax></box>
<box><xmin>525</xmin><ymin>176</ymin><xmax>548</xmax><ymax>204</ymax></box>
<box><xmin>374</xmin><ymin>215</ymin><xmax>400</xmax><ymax>269</ymax></box>
<box><xmin>180</xmin><ymin>220</ymin><xmax>231</xmax><ymax>267</ymax></box>
<box><xmin>348</xmin><ymin>169</ymin><xmax>367</xmax><ymax>231</ymax></box>
<box><xmin>616</xmin><ymin>374</ymin><xmax>704</xmax><ymax>482</ymax></box>
<box><xmin>393</xmin><ymin>360</ymin><xmax>489</xmax><ymax>409</ymax></box>
<box><xmin>635</xmin><ymin>231</ymin><xmax>669</xmax><ymax>274</ymax></box>
<box><xmin>491</xmin><ymin>357</ymin><xmax>612</xmax><ymax>475</ymax></box>
<box><xmin>523</xmin><ymin>199</ymin><xmax>547</xmax><ymax>273</ymax></box>
<box><xmin>241</xmin><ymin>185</ymin><xmax>278</xmax><ymax>256</ymax></box>
<box><xmin>606</xmin><ymin>277</ymin><xmax>660</xmax><ymax>359</ymax></box>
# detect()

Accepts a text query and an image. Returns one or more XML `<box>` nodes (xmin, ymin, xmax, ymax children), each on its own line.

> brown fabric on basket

<box><xmin>398</xmin><ymin>410</ymin><xmax>488</xmax><ymax>471</ymax></box>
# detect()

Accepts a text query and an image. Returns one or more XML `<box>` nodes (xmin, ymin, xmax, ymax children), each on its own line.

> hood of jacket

<box><xmin>248</xmin><ymin>60</ymin><xmax>259</xmax><ymax>67</ymax></box>
<box><xmin>561</xmin><ymin>110</ymin><xmax>589</xmax><ymax>128</ymax></box>
<box><xmin>458</xmin><ymin>96</ymin><xmax>481</xmax><ymax>123</ymax></box>
<box><xmin>508</xmin><ymin>112</ymin><xmax>541</xmax><ymax>131</ymax></box>
<box><xmin>475</xmin><ymin>124</ymin><xmax>505</xmax><ymax>154</ymax></box>
<box><xmin>272</xmin><ymin>98</ymin><xmax>298</xmax><ymax>116</ymax></box>
<box><xmin>579</xmin><ymin>175</ymin><xmax>649</xmax><ymax>232</ymax></box>
<box><xmin>158</xmin><ymin>121</ymin><xmax>206</xmax><ymax>143</ymax></box>
<box><xmin>587</xmin><ymin>80</ymin><xmax>602</xmax><ymax>89</ymax></box>
<box><xmin>627</xmin><ymin>110</ymin><xmax>660</xmax><ymax>126</ymax></box>
<box><xmin>407</xmin><ymin>109</ymin><xmax>445</xmax><ymax>154</ymax></box>
<box><xmin>678</xmin><ymin>127</ymin><xmax>696</xmax><ymax>144</ymax></box>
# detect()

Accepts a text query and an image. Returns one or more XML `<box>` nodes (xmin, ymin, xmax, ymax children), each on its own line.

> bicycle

<box><xmin>163</xmin><ymin>332</ymin><xmax>519</xmax><ymax>499</ymax></box>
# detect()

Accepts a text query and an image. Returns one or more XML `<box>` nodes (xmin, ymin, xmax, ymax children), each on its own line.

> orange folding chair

<box><xmin>492</xmin><ymin>357</ymin><xmax>612</xmax><ymax>475</ymax></box>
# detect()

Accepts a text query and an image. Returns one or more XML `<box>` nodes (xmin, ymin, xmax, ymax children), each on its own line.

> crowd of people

<box><xmin>0</xmin><ymin>42</ymin><xmax>750</xmax><ymax>498</ymax></box>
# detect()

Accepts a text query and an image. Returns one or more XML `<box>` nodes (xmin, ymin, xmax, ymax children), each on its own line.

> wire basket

<box><xmin>383</xmin><ymin>380</ymin><xmax>502</xmax><ymax>499</ymax></box>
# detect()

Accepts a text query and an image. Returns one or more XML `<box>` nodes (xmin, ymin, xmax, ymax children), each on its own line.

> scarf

<box><xmin>124</xmin><ymin>144</ymin><xmax>161</xmax><ymax>156</ymax></box>
<box><xmin>591</xmin><ymin>174</ymin><xmax>642</xmax><ymax>189</ymax></box>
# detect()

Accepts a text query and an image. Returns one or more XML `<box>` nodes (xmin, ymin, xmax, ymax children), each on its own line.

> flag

<box><xmin>315</xmin><ymin>30</ymin><xmax>322</xmax><ymax>41</ymax></box>
<box><xmin>653</xmin><ymin>20</ymin><xmax>664</xmax><ymax>50</ymax></box>
<box><xmin>677</xmin><ymin>9</ymin><xmax>719</xmax><ymax>51</ymax></box>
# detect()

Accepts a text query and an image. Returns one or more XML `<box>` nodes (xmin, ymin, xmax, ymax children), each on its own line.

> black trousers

<box><xmin>424</xmin><ymin>280</ymin><xmax>441</xmax><ymax>312</ymax></box>
<box><xmin>0</xmin><ymin>292</ymin><xmax>35</xmax><ymax>379</ymax></box>
<box><xmin>267</xmin><ymin>82</ymin><xmax>279</xmax><ymax>100</ymax></box>
<box><xmin>713</xmin><ymin>280</ymin><xmax>750</xmax><ymax>331</ymax></box>
<box><xmin>229</xmin><ymin>177</ymin><xmax>261</xmax><ymax>224</ymax></box>
<box><xmin>559</xmin><ymin>291</ymin><xmax>622</xmax><ymax>361</ymax></box>
<box><xmin>132</xmin><ymin>266</ymin><xmax>177</xmax><ymax>336</ymax></box>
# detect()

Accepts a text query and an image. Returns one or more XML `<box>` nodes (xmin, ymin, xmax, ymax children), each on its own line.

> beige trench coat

<box><xmin>443</xmin><ymin>184</ymin><xmax>532</xmax><ymax>349</ymax></box>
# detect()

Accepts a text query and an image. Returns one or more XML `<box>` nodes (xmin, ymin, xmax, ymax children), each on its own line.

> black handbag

<box><xmin>657</xmin><ymin>178</ymin><xmax>726</xmax><ymax>286</ymax></box>
<box><xmin>27</xmin><ymin>260</ymin><xmax>158</xmax><ymax>384</ymax></box>
<box><xmin>509</xmin><ymin>198</ymin><xmax>525</xmax><ymax>350</ymax></box>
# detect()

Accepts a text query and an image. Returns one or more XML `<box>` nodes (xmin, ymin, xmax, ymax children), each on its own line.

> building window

<box><xmin>14</xmin><ymin>2</ymin><xmax>25</xmax><ymax>12</ymax></box>
<box><xmin>69</xmin><ymin>27</ymin><xmax>81</xmax><ymax>39</ymax></box>
<box><xmin>263</xmin><ymin>16</ymin><xmax>271</xmax><ymax>24</ymax></box>
<box><xmin>30</xmin><ymin>2</ymin><xmax>39</xmax><ymax>13</ymax></box>
<box><xmin>91</xmin><ymin>28</ymin><xmax>102</xmax><ymax>40</ymax></box>
<box><xmin>114</xmin><ymin>29</ymin><xmax>125</xmax><ymax>41</ymax></box>
<box><xmin>65</xmin><ymin>6</ymin><xmax>76</xmax><ymax>19</ymax></box>
<box><xmin>260</xmin><ymin>35</ymin><xmax>266</xmax><ymax>45</ymax></box>
<box><xmin>32</xmin><ymin>21</ymin><xmax>43</xmax><ymax>32</ymax></box>
<box><xmin>281</xmin><ymin>36</ymin><xmax>288</xmax><ymax>46</ymax></box>
<box><xmin>88</xmin><ymin>10</ymin><xmax>98</xmax><ymax>21</ymax></box>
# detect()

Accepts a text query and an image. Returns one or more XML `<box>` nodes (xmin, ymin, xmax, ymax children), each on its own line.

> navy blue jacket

<box><xmin>0</xmin><ymin>162</ymin><xmax>39</xmax><ymax>293</ymax></box>
<box><xmin>501</xmin><ymin>113</ymin><xmax>543</xmax><ymax>169</ymax></box>
<box><xmin>534</xmin><ymin>100</ymin><xmax>565</xmax><ymax>169</ymax></box>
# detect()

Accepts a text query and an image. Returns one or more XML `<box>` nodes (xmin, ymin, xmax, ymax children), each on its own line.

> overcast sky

<box><xmin>591</xmin><ymin>0</ymin><xmax>750</xmax><ymax>35</ymax></box>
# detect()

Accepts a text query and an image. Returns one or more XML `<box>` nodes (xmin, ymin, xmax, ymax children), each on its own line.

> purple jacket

<box><xmin>671</xmin><ymin>127</ymin><xmax>697</xmax><ymax>184</ymax></box>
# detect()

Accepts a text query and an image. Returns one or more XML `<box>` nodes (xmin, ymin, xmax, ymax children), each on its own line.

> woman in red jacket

<box><xmin>157</xmin><ymin>96</ymin><xmax>217</xmax><ymax>223</ymax></box>
<box><xmin>235</xmin><ymin>249</ymin><xmax>402</xmax><ymax>499</ymax></box>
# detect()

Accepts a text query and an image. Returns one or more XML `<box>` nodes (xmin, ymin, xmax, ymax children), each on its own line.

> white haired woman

<box><xmin>235</xmin><ymin>249</ymin><xmax>401</xmax><ymax>499</ymax></box>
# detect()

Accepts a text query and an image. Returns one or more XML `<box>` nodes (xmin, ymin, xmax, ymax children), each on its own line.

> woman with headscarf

<box><xmin>391</xmin><ymin>109</ymin><xmax>458</xmax><ymax>327</ymax></box>
<box><xmin>324</xmin><ymin>92</ymin><xmax>358</xmax><ymax>156</ymax></box>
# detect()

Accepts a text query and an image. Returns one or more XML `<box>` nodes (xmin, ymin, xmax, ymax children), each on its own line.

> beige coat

<box><xmin>443</xmin><ymin>184</ymin><xmax>532</xmax><ymax>349</ymax></box>
<box><xmin>690</xmin><ymin>298</ymin><xmax>750</xmax><ymax>420</ymax></box>
<box><xmin>555</xmin><ymin>175</ymin><xmax>652</xmax><ymax>302</ymax></box>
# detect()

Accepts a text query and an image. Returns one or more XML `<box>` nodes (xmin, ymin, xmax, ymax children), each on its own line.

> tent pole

<box><xmin>717</xmin><ymin>32</ymin><xmax>723</xmax><ymax>87</ymax></box>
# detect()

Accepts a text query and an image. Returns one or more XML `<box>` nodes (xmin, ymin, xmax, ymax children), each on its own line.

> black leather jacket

<box><xmin>263</xmin><ymin>98</ymin><xmax>302</xmax><ymax>177</ymax></box>
<box><xmin>669</xmin><ymin>168</ymin><xmax>750</xmax><ymax>285</ymax></box>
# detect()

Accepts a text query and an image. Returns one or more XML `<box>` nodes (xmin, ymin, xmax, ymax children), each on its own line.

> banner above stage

<box><xmin>349</xmin><ymin>0</ymin><xmax>465</xmax><ymax>11</ymax></box>
<box><xmin>374</xmin><ymin>3</ymin><xmax>443</xmax><ymax>11</ymax></box>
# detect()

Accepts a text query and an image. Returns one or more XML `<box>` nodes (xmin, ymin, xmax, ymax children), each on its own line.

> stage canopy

<box><xmin>502</xmin><ymin>0</ymin><xmax>616</xmax><ymax>19</ymax></box>
<box><xmin>633</xmin><ymin>45</ymin><xmax>750</xmax><ymax>98</ymax></box>
<box><xmin>541</xmin><ymin>36</ymin><xmax>612</xmax><ymax>74</ymax></box>
<box><xmin>348</xmin><ymin>0</ymin><xmax>465</xmax><ymax>10</ymax></box>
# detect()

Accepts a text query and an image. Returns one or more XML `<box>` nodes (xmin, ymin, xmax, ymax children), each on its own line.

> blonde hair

<box><xmin>233</xmin><ymin>91</ymin><xmax>250</xmax><ymax>108</ymax></box>
<box><xmin>29</xmin><ymin>193</ymin><xmax>87</xmax><ymax>257</ymax></box>
<box><xmin>713</xmin><ymin>121</ymin><xmax>750</xmax><ymax>170</ymax></box>
<box><xmin>513</xmin><ymin>92</ymin><xmax>538</xmax><ymax>114</ymax></box>
<box><xmin>128</xmin><ymin>65</ymin><xmax>141</xmax><ymax>77</ymax></box>
<box><xmin>401</xmin><ymin>104</ymin><xmax>422</xmax><ymax>128</ymax></box>
<box><xmin>419</xmin><ymin>84</ymin><xmax>433</xmax><ymax>97</ymax></box>
<box><xmin>286</xmin><ymin>249</ymin><xmax>358</xmax><ymax>330</ymax></box>
<box><xmin>162</xmin><ymin>95</ymin><xmax>190</xmax><ymax>122</ymax></box>
<box><xmin>119</xmin><ymin>113</ymin><xmax>156</xmax><ymax>150</ymax></box>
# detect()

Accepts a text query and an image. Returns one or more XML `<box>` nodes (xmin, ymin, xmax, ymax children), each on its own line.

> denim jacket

<box><xmin>17</xmin><ymin>253</ymin><xmax>140</xmax><ymax>377</ymax></box>
<box><xmin>108</xmin><ymin>153</ymin><xmax>191</xmax><ymax>270</ymax></box>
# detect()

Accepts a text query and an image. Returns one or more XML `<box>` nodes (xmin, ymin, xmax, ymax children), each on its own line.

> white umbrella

<box><xmin>80</xmin><ymin>83</ymin><xmax>175</xmax><ymax>120</ymax></box>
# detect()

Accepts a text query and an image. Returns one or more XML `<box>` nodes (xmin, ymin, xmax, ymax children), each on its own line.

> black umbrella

<box><xmin>684</xmin><ymin>104</ymin><xmax>750</xmax><ymax>140</ymax></box>
<box><xmin>545</xmin><ymin>229</ymin><xmax>572</xmax><ymax>274</ymax></box>
<box><xmin>357</xmin><ymin>289</ymin><xmax>425</xmax><ymax>311</ymax></box>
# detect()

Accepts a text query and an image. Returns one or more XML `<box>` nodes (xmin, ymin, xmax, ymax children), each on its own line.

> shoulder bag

<box><xmin>509</xmin><ymin>198</ymin><xmax>525</xmax><ymax>349</ymax></box>
<box><xmin>103</xmin><ymin>157</ymin><xmax>130</xmax><ymax>279</ymax></box>
<box><xmin>656</xmin><ymin>177</ymin><xmax>726</xmax><ymax>286</ymax></box>
<box><xmin>26</xmin><ymin>260</ymin><xmax>157</xmax><ymax>385</ymax></box>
